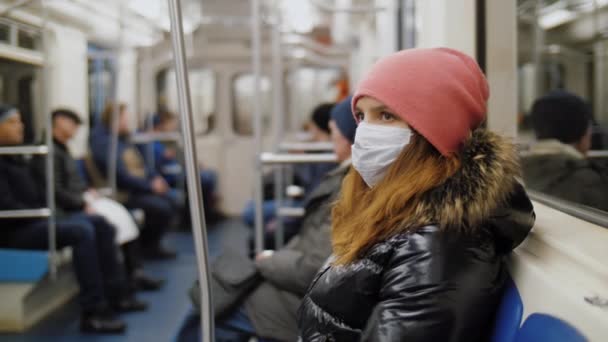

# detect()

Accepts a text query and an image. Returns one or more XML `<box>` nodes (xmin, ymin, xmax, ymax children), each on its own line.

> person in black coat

<box><xmin>0</xmin><ymin>105</ymin><xmax>145</xmax><ymax>334</ymax></box>
<box><xmin>297</xmin><ymin>48</ymin><xmax>535</xmax><ymax>341</ymax></box>
<box><xmin>36</xmin><ymin>108</ymin><xmax>164</xmax><ymax>291</ymax></box>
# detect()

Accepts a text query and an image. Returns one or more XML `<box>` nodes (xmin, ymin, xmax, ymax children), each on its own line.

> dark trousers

<box><xmin>126</xmin><ymin>194</ymin><xmax>174</xmax><ymax>248</ymax></box>
<box><xmin>6</xmin><ymin>213</ymin><xmax>127</xmax><ymax>312</ymax></box>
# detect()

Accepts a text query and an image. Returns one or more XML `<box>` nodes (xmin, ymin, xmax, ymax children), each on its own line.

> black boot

<box><xmin>80</xmin><ymin>306</ymin><xmax>126</xmax><ymax>334</ymax></box>
<box><xmin>133</xmin><ymin>269</ymin><xmax>165</xmax><ymax>291</ymax></box>
<box><xmin>110</xmin><ymin>294</ymin><xmax>148</xmax><ymax>313</ymax></box>
<box><xmin>144</xmin><ymin>244</ymin><xmax>177</xmax><ymax>260</ymax></box>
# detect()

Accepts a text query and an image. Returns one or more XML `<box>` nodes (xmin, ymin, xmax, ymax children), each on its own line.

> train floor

<box><xmin>0</xmin><ymin>218</ymin><xmax>251</xmax><ymax>342</ymax></box>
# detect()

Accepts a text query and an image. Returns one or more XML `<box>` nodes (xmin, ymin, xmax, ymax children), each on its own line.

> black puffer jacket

<box><xmin>297</xmin><ymin>130</ymin><xmax>535</xmax><ymax>342</ymax></box>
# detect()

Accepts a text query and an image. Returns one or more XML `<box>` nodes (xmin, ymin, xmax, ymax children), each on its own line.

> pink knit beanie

<box><xmin>352</xmin><ymin>48</ymin><xmax>489</xmax><ymax>156</ymax></box>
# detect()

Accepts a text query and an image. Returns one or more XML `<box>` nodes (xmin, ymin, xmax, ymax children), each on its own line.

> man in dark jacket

<box><xmin>90</xmin><ymin>103</ymin><xmax>177</xmax><ymax>259</ymax></box>
<box><xmin>183</xmin><ymin>96</ymin><xmax>358</xmax><ymax>342</ymax></box>
<box><xmin>0</xmin><ymin>105</ymin><xmax>142</xmax><ymax>334</ymax></box>
<box><xmin>40</xmin><ymin>108</ymin><xmax>164</xmax><ymax>290</ymax></box>
<box><xmin>522</xmin><ymin>90</ymin><xmax>608</xmax><ymax>211</ymax></box>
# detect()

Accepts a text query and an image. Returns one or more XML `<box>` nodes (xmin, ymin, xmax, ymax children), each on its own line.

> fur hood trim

<box><xmin>405</xmin><ymin>129</ymin><xmax>520</xmax><ymax>232</ymax></box>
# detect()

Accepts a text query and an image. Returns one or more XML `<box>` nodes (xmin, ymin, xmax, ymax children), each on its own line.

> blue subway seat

<box><xmin>0</xmin><ymin>249</ymin><xmax>50</xmax><ymax>282</ymax></box>
<box><xmin>491</xmin><ymin>277</ymin><xmax>524</xmax><ymax>342</ymax></box>
<box><xmin>515</xmin><ymin>313</ymin><xmax>587</xmax><ymax>342</ymax></box>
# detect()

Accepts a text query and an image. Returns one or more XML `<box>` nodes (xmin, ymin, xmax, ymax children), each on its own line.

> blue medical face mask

<box><xmin>351</xmin><ymin>122</ymin><xmax>412</xmax><ymax>187</ymax></box>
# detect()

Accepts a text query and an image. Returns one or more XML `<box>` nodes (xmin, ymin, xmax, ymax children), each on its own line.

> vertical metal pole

<box><xmin>147</xmin><ymin>113</ymin><xmax>156</xmax><ymax>171</ymax></box>
<box><xmin>108</xmin><ymin>6</ymin><xmax>125</xmax><ymax>196</ymax></box>
<box><xmin>40</xmin><ymin>0</ymin><xmax>56</xmax><ymax>280</ymax></box>
<box><xmin>271</xmin><ymin>11</ymin><xmax>285</xmax><ymax>249</ymax></box>
<box><xmin>167</xmin><ymin>1</ymin><xmax>214</xmax><ymax>341</ymax></box>
<box><xmin>252</xmin><ymin>0</ymin><xmax>265</xmax><ymax>254</ymax></box>
<box><xmin>533</xmin><ymin>0</ymin><xmax>545</xmax><ymax>99</ymax></box>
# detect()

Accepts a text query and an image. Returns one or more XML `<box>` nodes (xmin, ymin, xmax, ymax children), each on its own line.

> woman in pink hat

<box><xmin>297</xmin><ymin>48</ymin><xmax>535</xmax><ymax>341</ymax></box>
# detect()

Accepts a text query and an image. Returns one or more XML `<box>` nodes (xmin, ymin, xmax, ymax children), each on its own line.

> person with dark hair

<box><xmin>523</xmin><ymin>90</ymin><xmax>608</xmax><ymax>211</ymax></box>
<box><xmin>308</xmin><ymin>103</ymin><xmax>334</xmax><ymax>142</ymax></box>
<box><xmin>0</xmin><ymin>105</ymin><xmax>146</xmax><ymax>334</ymax></box>
<box><xmin>41</xmin><ymin>108</ymin><xmax>164</xmax><ymax>291</ymax></box>
<box><xmin>182</xmin><ymin>96</ymin><xmax>357</xmax><ymax>342</ymax></box>
<box><xmin>297</xmin><ymin>48</ymin><xmax>534</xmax><ymax>341</ymax></box>
<box><xmin>90</xmin><ymin>103</ymin><xmax>177</xmax><ymax>259</ymax></box>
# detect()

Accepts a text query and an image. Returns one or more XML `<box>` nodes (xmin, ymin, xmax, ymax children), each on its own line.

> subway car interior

<box><xmin>0</xmin><ymin>0</ymin><xmax>606</xmax><ymax>341</ymax></box>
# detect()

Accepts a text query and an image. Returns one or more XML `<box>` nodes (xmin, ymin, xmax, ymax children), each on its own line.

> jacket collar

<box><xmin>527</xmin><ymin>139</ymin><xmax>584</xmax><ymax>160</ymax></box>
<box><xmin>404</xmin><ymin>129</ymin><xmax>521</xmax><ymax>232</ymax></box>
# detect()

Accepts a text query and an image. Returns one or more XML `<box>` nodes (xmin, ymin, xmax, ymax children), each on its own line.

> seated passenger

<box><xmin>241</xmin><ymin>103</ymin><xmax>337</xmax><ymax>232</ymax></box>
<box><xmin>522</xmin><ymin>90</ymin><xmax>608</xmax><ymax>211</ymax></box>
<box><xmin>184</xmin><ymin>96</ymin><xmax>357</xmax><ymax>342</ymax></box>
<box><xmin>90</xmin><ymin>103</ymin><xmax>177</xmax><ymax>260</ymax></box>
<box><xmin>0</xmin><ymin>105</ymin><xmax>145</xmax><ymax>334</ymax></box>
<box><xmin>297</xmin><ymin>48</ymin><xmax>535</xmax><ymax>341</ymax></box>
<box><xmin>145</xmin><ymin>111</ymin><xmax>222</xmax><ymax>223</ymax></box>
<box><xmin>41</xmin><ymin>108</ymin><xmax>164</xmax><ymax>291</ymax></box>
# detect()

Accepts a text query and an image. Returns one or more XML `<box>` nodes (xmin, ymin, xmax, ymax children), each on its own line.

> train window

<box><xmin>0</xmin><ymin>23</ymin><xmax>9</xmax><ymax>43</ymax></box>
<box><xmin>232</xmin><ymin>73</ymin><xmax>272</xmax><ymax>136</ymax></box>
<box><xmin>517</xmin><ymin>0</ymin><xmax>608</xmax><ymax>214</ymax></box>
<box><xmin>163</xmin><ymin>68</ymin><xmax>216</xmax><ymax>135</ymax></box>
<box><xmin>286</xmin><ymin>67</ymin><xmax>342</xmax><ymax>130</ymax></box>
<box><xmin>17</xmin><ymin>30</ymin><xmax>38</xmax><ymax>50</ymax></box>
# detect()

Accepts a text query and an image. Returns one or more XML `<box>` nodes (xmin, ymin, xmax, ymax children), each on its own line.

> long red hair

<box><xmin>332</xmin><ymin>133</ymin><xmax>461</xmax><ymax>265</ymax></box>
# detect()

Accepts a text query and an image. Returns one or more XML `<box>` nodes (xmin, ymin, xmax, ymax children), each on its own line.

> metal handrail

<box><xmin>310</xmin><ymin>0</ymin><xmax>387</xmax><ymax>13</ymax></box>
<box><xmin>261</xmin><ymin>152</ymin><xmax>338</xmax><ymax>164</ymax></box>
<box><xmin>0</xmin><ymin>208</ymin><xmax>51</xmax><ymax>219</ymax></box>
<box><xmin>168</xmin><ymin>0</ymin><xmax>214</xmax><ymax>341</ymax></box>
<box><xmin>528</xmin><ymin>190</ymin><xmax>608</xmax><ymax>228</ymax></box>
<box><xmin>588</xmin><ymin>150</ymin><xmax>608</xmax><ymax>158</ymax></box>
<box><xmin>276</xmin><ymin>207</ymin><xmax>306</xmax><ymax>218</ymax></box>
<box><xmin>279</xmin><ymin>141</ymin><xmax>334</xmax><ymax>152</ymax></box>
<box><xmin>0</xmin><ymin>145</ymin><xmax>48</xmax><ymax>155</ymax></box>
<box><xmin>130</xmin><ymin>131</ymin><xmax>182</xmax><ymax>144</ymax></box>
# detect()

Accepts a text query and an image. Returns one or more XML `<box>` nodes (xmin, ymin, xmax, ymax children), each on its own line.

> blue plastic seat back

<box><xmin>0</xmin><ymin>248</ymin><xmax>49</xmax><ymax>282</ymax></box>
<box><xmin>491</xmin><ymin>277</ymin><xmax>524</xmax><ymax>342</ymax></box>
<box><xmin>515</xmin><ymin>313</ymin><xmax>587</xmax><ymax>342</ymax></box>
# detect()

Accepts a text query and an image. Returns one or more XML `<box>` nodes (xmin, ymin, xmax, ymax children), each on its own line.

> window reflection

<box><xmin>161</xmin><ymin>68</ymin><xmax>216</xmax><ymax>135</ymax></box>
<box><xmin>517</xmin><ymin>0</ymin><xmax>608</xmax><ymax>213</ymax></box>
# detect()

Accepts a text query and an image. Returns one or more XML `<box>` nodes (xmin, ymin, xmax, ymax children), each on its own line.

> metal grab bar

<box><xmin>0</xmin><ymin>145</ymin><xmax>48</xmax><ymax>155</ymax></box>
<box><xmin>167</xmin><ymin>0</ymin><xmax>214</xmax><ymax>341</ymax></box>
<box><xmin>588</xmin><ymin>150</ymin><xmax>608</xmax><ymax>158</ymax></box>
<box><xmin>252</xmin><ymin>0</ymin><xmax>265</xmax><ymax>255</ymax></box>
<box><xmin>261</xmin><ymin>152</ymin><xmax>338</xmax><ymax>164</ymax></box>
<box><xmin>279</xmin><ymin>141</ymin><xmax>334</xmax><ymax>152</ymax></box>
<box><xmin>130</xmin><ymin>132</ymin><xmax>183</xmax><ymax>144</ymax></box>
<box><xmin>276</xmin><ymin>207</ymin><xmax>306</xmax><ymax>218</ymax></box>
<box><xmin>0</xmin><ymin>208</ymin><xmax>51</xmax><ymax>219</ymax></box>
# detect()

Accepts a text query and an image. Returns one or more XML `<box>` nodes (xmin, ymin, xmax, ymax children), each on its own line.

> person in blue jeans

<box><xmin>90</xmin><ymin>103</ymin><xmax>178</xmax><ymax>259</ymax></box>
<box><xmin>143</xmin><ymin>111</ymin><xmax>222</xmax><ymax>223</ymax></box>
<box><xmin>0</xmin><ymin>105</ymin><xmax>144</xmax><ymax>334</ymax></box>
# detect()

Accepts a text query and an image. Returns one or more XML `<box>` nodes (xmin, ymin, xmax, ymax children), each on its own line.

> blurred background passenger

<box><xmin>90</xmin><ymin>103</ymin><xmax>178</xmax><ymax>260</ymax></box>
<box><xmin>298</xmin><ymin>48</ymin><xmax>535</xmax><ymax>341</ymax></box>
<box><xmin>523</xmin><ymin>90</ymin><xmax>608</xmax><ymax>211</ymax></box>
<box><xmin>182</xmin><ymin>96</ymin><xmax>357</xmax><ymax>342</ymax></box>
<box><xmin>241</xmin><ymin>102</ymin><xmax>337</xmax><ymax>234</ymax></box>
<box><xmin>0</xmin><ymin>105</ymin><xmax>144</xmax><ymax>334</ymax></box>
<box><xmin>42</xmin><ymin>108</ymin><xmax>164</xmax><ymax>291</ymax></box>
<box><xmin>144</xmin><ymin>111</ymin><xmax>223</xmax><ymax>224</ymax></box>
